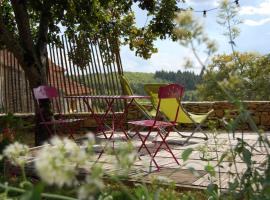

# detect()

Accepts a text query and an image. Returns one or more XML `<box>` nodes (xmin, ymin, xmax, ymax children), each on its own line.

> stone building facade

<box><xmin>0</xmin><ymin>50</ymin><xmax>91</xmax><ymax>113</ymax></box>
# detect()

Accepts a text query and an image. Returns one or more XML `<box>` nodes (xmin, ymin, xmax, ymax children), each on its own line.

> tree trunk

<box><xmin>23</xmin><ymin>51</ymin><xmax>53</xmax><ymax>146</ymax></box>
<box><xmin>1</xmin><ymin>0</ymin><xmax>53</xmax><ymax>145</ymax></box>
<box><xmin>34</xmin><ymin>99</ymin><xmax>52</xmax><ymax>146</ymax></box>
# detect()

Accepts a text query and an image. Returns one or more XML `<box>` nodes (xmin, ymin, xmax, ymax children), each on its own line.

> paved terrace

<box><xmin>26</xmin><ymin>131</ymin><xmax>268</xmax><ymax>190</ymax></box>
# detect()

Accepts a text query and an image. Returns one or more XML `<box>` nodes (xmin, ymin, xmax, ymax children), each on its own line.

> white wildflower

<box><xmin>86</xmin><ymin>132</ymin><xmax>95</xmax><ymax>142</ymax></box>
<box><xmin>77</xmin><ymin>165</ymin><xmax>104</xmax><ymax>200</ymax></box>
<box><xmin>34</xmin><ymin>136</ymin><xmax>88</xmax><ymax>187</ymax></box>
<box><xmin>154</xmin><ymin>175</ymin><xmax>173</xmax><ymax>183</ymax></box>
<box><xmin>82</xmin><ymin>132</ymin><xmax>96</xmax><ymax>155</ymax></box>
<box><xmin>78</xmin><ymin>178</ymin><xmax>104</xmax><ymax>200</ymax></box>
<box><xmin>78</xmin><ymin>185</ymin><xmax>95</xmax><ymax>200</ymax></box>
<box><xmin>98</xmin><ymin>193</ymin><xmax>113</xmax><ymax>200</ymax></box>
<box><xmin>3</xmin><ymin>142</ymin><xmax>29</xmax><ymax>166</ymax></box>
<box><xmin>115</xmin><ymin>142</ymin><xmax>137</xmax><ymax>173</ymax></box>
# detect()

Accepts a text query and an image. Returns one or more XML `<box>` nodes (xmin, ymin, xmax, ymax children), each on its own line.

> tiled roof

<box><xmin>0</xmin><ymin>50</ymin><xmax>91</xmax><ymax>95</ymax></box>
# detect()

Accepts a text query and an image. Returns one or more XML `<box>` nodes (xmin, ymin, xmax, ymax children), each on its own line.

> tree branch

<box><xmin>11</xmin><ymin>0</ymin><xmax>34</xmax><ymax>52</ymax></box>
<box><xmin>190</xmin><ymin>40</ymin><xmax>206</xmax><ymax>77</ymax></box>
<box><xmin>10</xmin><ymin>0</ymin><xmax>47</xmax><ymax>86</ymax></box>
<box><xmin>36</xmin><ymin>2</ymin><xmax>50</xmax><ymax>56</ymax></box>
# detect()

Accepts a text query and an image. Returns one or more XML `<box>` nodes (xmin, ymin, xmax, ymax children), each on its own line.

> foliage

<box><xmin>124</xmin><ymin>72</ymin><xmax>167</xmax><ymax>95</ymax></box>
<box><xmin>0</xmin><ymin>135</ymin><xmax>207</xmax><ymax>200</ymax></box>
<box><xmin>0</xmin><ymin>0</ymin><xmax>188</xmax><ymax>144</ymax></box>
<box><xmin>123</xmin><ymin>71</ymin><xmax>200</xmax><ymax>101</ymax></box>
<box><xmin>154</xmin><ymin>70</ymin><xmax>200</xmax><ymax>91</ymax></box>
<box><xmin>75</xmin><ymin>70</ymin><xmax>200</xmax><ymax>101</ymax></box>
<box><xmin>0</xmin><ymin>113</ymin><xmax>27</xmax><ymax>154</ymax></box>
<box><xmin>181</xmin><ymin>83</ymin><xmax>270</xmax><ymax>200</ymax></box>
<box><xmin>174</xmin><ymin>10</ymin><xmax>218</xmax><ymax>77</ymax></box>
<box><xmin>0</xmin><ymin>0</ymin><xmax>185</xmax><ymax>62</ymax></box>
<box><xmin>197</xmin><ymin>52</ymin><xmax>270</xmax><ymax>101</ymax></box>
<box><xmin>217</xmin><ymin>0</ymin><xmax>241</xmax><ymax>53</ymax></box>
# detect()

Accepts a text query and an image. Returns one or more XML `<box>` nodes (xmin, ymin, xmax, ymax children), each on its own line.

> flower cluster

<box><xmin>3</xmin><ymin>142</ymin><xmax>29</xmax><ymax>166</ymax></box>
<box><xmin>34</xmin><ymin>136</ymin><xmax>89</xmax><ymax>187</ymax></box>
<box><xmin>77</xmin><ymin>164</ymin><xmax>104</xmax><ymax>200</ymax></box>
<box><xmin>113</xmin><ymin>141</ymin><xmax>137</xmax><ymax>175</ymax></box>
<box><xmin>1</xmin><ymin>134</ymin><xmax>139</xmax><ymax>199</ymax></box>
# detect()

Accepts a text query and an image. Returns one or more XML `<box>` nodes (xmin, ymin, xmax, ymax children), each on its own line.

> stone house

<box><xmin>0</xmin><ymin>49</ymin><xmax>91</xmax><ymax>113</ymax></box>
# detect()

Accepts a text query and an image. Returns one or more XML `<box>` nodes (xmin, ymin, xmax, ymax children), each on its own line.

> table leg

<box><xmin>113</xmin><ymin>98</ymin><xmax>135</xmax><ymax>140</ymax></box>
<box><xmin>83</xmin><ymin>98</ymin><xmax>115</xmax><ymax>139</ymax></box>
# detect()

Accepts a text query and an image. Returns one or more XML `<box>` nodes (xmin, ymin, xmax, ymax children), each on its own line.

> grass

<box><xmin>15</xmin><ymin>129</ymin><xmax>35</xmax><ymax>147</ymax></box>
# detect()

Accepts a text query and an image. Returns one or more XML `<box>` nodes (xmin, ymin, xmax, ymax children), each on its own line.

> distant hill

<box><xmin>124</xmin><ymin>71</ymin><xmax>200</xmax><ymax>100</ymax></box>
<box><xmin>124</xmin><ymin>72</ymin><xmax>168</xmax><ymax>95</ymax></box>
<box><xmin>74</xmin><ymin>71</ymin><xmax>200</xmax><ymax>100</ymax></box>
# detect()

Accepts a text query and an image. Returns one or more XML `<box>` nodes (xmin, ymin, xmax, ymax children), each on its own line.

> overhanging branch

<box><xmin>36</xmin><ymin>2</ymin><xmax>50</xmax><ymax>55</ymax></box>
<box><xmin>11</xmin><ymin>0</ymin><xmax>34</xmax><ymax>52</ymax></box>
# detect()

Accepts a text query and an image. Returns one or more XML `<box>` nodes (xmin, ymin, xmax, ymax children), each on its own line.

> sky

<box><xmin>120</xmin><ymin>0</ymin><xmax>270</xmax><ymax>73</ymax></box>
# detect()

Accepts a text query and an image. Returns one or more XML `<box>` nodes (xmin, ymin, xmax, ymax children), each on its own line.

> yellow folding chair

<box><xmin>144</xmin><ymin>84</ymin><xmax>214</xmax><ymax>143</ymax></box>
<box><xmin>119</xmin><ymin>75</ymin><xmax>156</xmax><ymax>118</ymax></box>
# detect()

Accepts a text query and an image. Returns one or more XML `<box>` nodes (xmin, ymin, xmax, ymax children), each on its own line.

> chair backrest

<box><xmin>33</xmin><ymin>85</ymin><xmax>58</xmax><ymax>100</ymax></box>
<box><xmin>119</xmin><ymin>75</ymin><xmax>133</xmax><ymax>96</ymax></box>
<box><xmin>153</xmin><ymin>84</ymin><xmax>184</xmax><ymax>123</ymax></box>
<box><xmin>145</xmin><ymin>83</ymin><xmax>193</xmax><ymax>124</ymax></box>
<box><xmin>120</xmin><ymin>75</ymin><xmax>155</xmax><ymax>118</ymax></box>
<box><xmin>158</xmin><ymin>84</ymin><xmax>184</xmax><ymax>99</ymax></box>
<box><xmin>144</xmin><ymin>83</ymin><xmax>167</xmax><ymax>106</ymax></box>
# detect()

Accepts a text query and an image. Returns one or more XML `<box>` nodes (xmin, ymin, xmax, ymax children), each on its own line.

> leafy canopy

<box><xmin>197</xmin><ymin>52</ymin><xmax>270</xmax><ymax>101</ymax></box>
<box><xmin>1</xmin><ymin>0</ymin><xmax>184</xmax><ymax>59</ymax></box>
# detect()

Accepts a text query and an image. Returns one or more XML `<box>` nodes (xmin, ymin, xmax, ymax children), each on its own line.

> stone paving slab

<box><xmin>25</xmin><ymin>131</ymin><xmax>268</xmax><ymax>190</ymax></box>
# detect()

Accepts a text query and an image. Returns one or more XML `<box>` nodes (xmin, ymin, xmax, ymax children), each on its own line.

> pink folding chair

<box><xmin>33</xmin><ymin>85</ymin><xmax>83</xmax><ymax>140</ymax></box>
<box><xmin>128</xmin><ymin>84</ymin><xmax>184</xmax><ymax>171</ymax></box>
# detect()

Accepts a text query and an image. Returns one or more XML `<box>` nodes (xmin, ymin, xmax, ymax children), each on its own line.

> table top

<box><xmin>64</xmin><ymin>95</ymin><xmax>150</xmax><ymax>100</ymax></box>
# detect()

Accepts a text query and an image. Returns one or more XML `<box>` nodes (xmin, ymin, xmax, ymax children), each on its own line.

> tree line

<box><xmin>126</xmin><ymin>52</ymin><xmax>270</xmax><ymax>101</ymax></box>
<box><xmin>154</xmin><ymin>70</ymin><xmax>201</xmax><ymax>91</ymax></box>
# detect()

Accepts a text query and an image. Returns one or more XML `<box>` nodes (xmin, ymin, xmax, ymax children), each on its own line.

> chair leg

<box><xmin>43</xmin><ymin>124</ymin><xmax>54</xmax><ymax>138</ymax></box>
<box><xmin>152</xmin><ymin>128</ymin><xmax>180</xmax><ymax>166</ymax></box>
<box><xmin>136</xmin><ymin>127</ymin><xmax>160</xmax><ymax>171</ymax></box>
<box><xmin>173</xmin><ymin>127</ymin><xmax>188</xmax><ymax>138</ymax></box>
<box><xmin>137</xmin><ymin>127</ymin><xmax>153</xmax><ymax>153</ymax></box>
<box><xmin>183</xmin><ymin>124</ymin><xmax>208</xmax><ymax>145</ymax></box>
<box><xmin>61</xmin><ymin>122</ymin><xmax>77</xmax><ymax>140</ymax></box>
<box><xmin>127</xmin><ymin>126</ymin><xmax>136</xmax><ymax>138</ymax></box>
<box><xmin>68</xmin><ymin>122</ymin><xmax>81</xmax><ymax>140</ymax></box>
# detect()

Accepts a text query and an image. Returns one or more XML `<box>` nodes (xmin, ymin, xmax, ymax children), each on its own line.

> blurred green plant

<box><xmin>197</xmin><ymin>52</ymin><xmax>270</xmax><ymax>101</ymax></box>
<box><xmin>182</xmin><ymin>82</ymin><xmax>270</xmax><ymax>199</ymax></box>
<box><xmin>217</xmin><ymin>0</ymin><xmax>241</xmax><ymax>54</ymax></box>
<box><xmin>174</xmin><ymin>10</ymin><xmax>218</xmax><ymax>77</ymax></box>
<box><xmin>1</xmin><ymin>135</ymin><xmax>200</xmax><ymax>200</ymax></box>
<box><xmin>0</xmin><ymin>113</ymin><xmax>28</xmax><ymax>153</ymax></box>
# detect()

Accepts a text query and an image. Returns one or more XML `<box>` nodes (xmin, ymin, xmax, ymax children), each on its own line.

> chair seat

<box><xmin>128</xmin><ymin>120</ymin><xmax>175</xmax><ymax>128</ymax></box>
<box><xmin>188</xmin><ymin>109</ymin><xmax>214</xmax><ymax>123</ymax></box>
<box><xmin>40</xmin><ymin>118</ymin><xmax>83</xmax><ymax>125</ymax></box>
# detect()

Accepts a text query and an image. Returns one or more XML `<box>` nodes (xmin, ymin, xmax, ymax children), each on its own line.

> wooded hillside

<box><xmin>124</xmin><ymin>70</ymin><xmax>200</xmax><ymax>100</ymax></box>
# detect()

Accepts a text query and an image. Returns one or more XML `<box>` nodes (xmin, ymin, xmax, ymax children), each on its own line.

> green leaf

<box><xmin>243</xmin><ymin>147</ymin><xmax>252</xmax><ymax>166</ymax></box>
<box><xmin>188</xmin><ymin>167</ymin><xmax>200</xmax><ymax>177</ymax></box>
<box><xmin>228</xmin><ymin>179</ymin><xmax>239</xmax><ymax>191</ymax></box>
<box><xmin>217</xmin><ymin>152</ymin><xmax>228</xmax><ymax>165</ymax></box>
<box><xmin>207</xmin><ymin>183</ymin><xmax>218</xmax><ymax>194</ymax></box>
<box><xmin>204</xmin><ymin>164</ymin><xmax>216</xmax><ymax>177</ymax></box>
<box><xmin>182</xmin><ymin>148</ymin><xmax>193</xmax><ymax>162</ymax></box>
<box><xmin>20</xmin><ymin>183</ymin><xmax>44</xmax><ymax>200</ymax></box>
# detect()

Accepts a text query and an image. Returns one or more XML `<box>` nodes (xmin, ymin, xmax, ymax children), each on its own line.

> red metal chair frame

<box><xmin>128</xmin><ymin>84</ymin><xmax>184</xmax><ymax>171</ymax></box>
<box><xmin>33</xmin><ymin>85</ymin><xmax>83</xmax><ymax>139</ymax></box>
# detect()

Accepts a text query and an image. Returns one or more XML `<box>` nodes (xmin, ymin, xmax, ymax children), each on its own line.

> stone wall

<box><xmin>183</xmin><ymin>101</ymin><xmax>270</xmax><ymax>130</ymax></box>
<box><xmin>3</xmin><ymin>101</ymin><xmax>270</xmax><ymax>131</ymax></box>
<box><xmin>128</xmin><ymin>101</ymin><xmax>270</xmax><ymax>131</ymax></box>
